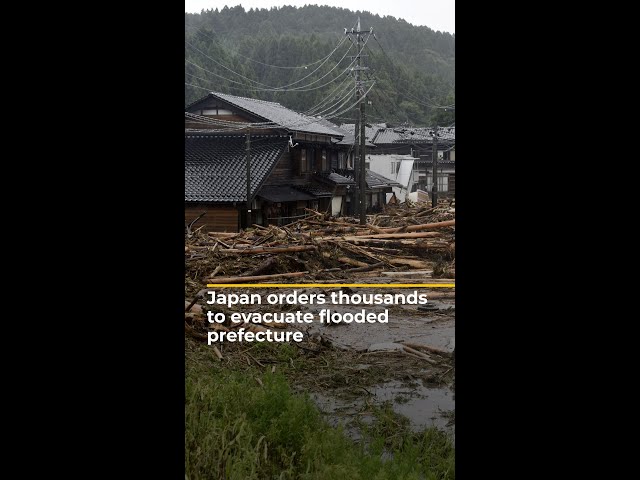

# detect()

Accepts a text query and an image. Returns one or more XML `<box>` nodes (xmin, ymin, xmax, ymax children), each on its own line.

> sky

<box><xmin>184</xmin><ymin>1</ymin><xmax>455</xmax><ymax>34</ymax></box>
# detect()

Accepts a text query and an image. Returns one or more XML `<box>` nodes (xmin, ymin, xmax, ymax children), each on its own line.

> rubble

<box><xmin>186</xmin><ymin>200</ymin><xmax>454</xmax><ymax>291</ymax></box>
<box><xmin>184</xmin><ymin>199</ymin><xmax>455</xmax><ymax>350</ymax></box>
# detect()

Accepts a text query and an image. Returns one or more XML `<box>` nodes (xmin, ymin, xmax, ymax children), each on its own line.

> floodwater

<box><xmin>306</xmin><ymin>297</ymin><xmax>455</xmax><ymax>354</ymax></box>
<box><xmin>304</xmin><ymin>294</ymin><xmax>456</xmax><ymax>438</ymax></box>
<box><xmin>257</xmin><ymin>285</ymin><xmax>456</xmax><ymax>439</ymax></box>
<box><xmin>309</xmin><ymin>380</ymin><xmax>455</xmax><ymax>438</ymax></box>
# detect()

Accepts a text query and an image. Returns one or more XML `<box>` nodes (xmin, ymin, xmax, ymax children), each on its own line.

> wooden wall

<box><xmin>185</xmin><ymin>204</ymin><xmax>239</xmax><ymax>232</ymax></box>
<box><xmin>262</xmin><ymin>150</ymin><xmax>314</xmax><ymax>187</ymax></box>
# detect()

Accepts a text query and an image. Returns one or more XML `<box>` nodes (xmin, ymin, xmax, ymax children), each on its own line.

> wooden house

<box><xmin>185</xmin><ymin>92</ymin><xmax>361</xmax><ymax>231</ymax></box>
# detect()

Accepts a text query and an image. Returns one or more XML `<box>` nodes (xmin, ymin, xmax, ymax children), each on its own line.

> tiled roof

<box><xmin>366</xmin><ymin>169</ymin><xmax>403</xmax><ymax>189</ymax></box>
<box><xmin>185</xmin><ymin>135</ymin><xmax>287</xmax><ymax>202</ymax></box>
<box><xmin>189</xmin><ymin>92</ymin><xmax>346</xmax><ymax>137</ymax></box>
<box><xmin>339</xmin><ymin>123</ymin><xmax>380</xmax><ymax>145</ymax></box>
<box><xmin>296</xmin><ymin>183</ymin><xmax>334</xmax><ymax>198</ymax></box>
<box><xmin>316</xmin><ymin>172</ymin><xmax>356</xmax><ymax>185</ymax></box>
<box><xmin>373</xmin><ymin>126</ymin><xmax>455</xmax><ymax>144</ymax></box>
<box><xmin>335</xmin><ymin>169</ymin><xmax>401</xmax><ymax>189</ymax></box>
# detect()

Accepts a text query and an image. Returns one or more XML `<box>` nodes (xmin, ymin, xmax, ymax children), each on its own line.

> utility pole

<box><xmin>246</xmin><ymin>130</ymin><xmax>252</xmax><ymax>228</ymax></box>
<box><xmin>346</xmin><ymin>17</ymin><xmax>372</xmax><ymax>225</ymax></box>
<box><xmin>431</xmin><ymin>125</ymin><xmax>438</xmax><ymax>207</ymax></box>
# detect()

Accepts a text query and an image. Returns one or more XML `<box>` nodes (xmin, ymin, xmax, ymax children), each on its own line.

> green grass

<box><xmin>186</xmin><ymin>353</ymin><xmax>455</xmax><ymax>480</ymax></box>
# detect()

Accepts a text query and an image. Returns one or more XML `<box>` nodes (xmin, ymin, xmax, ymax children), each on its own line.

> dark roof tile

<box><xmin>190</xmin><ymin>92</ymin><xmax>345</xmax><ymax>137</ymax></box>
<box><xmin>185</xmin><ymin>135</ymin><xmax>287</xmax><ymax>203</ymax></box>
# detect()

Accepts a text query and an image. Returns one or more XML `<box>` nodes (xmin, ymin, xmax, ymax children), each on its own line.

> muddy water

<box><xmin>264</xmin><ymin>286</ymin><xmax>456</xmax><ymax>439</ymax></box>
<box><xmin>299</xmin><ymin>289</ymin><xmax>455</xmax><ymax>436</ymax></box>
<box><xmin>372</xmin><ymin>381</ymin><xmax>454</xmax><ymax>431</ymax></box>
<box><xmin>308</xmin><ymin>381</ymin><xmax>455</xmax><ymax>438</ymax></box>
<box><xmin>306</xmin><ymin>300</ymin><xmax>455</xmax><ymax>353</ymax></box>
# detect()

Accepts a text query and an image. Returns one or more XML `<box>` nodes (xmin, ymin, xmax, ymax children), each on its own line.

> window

<box><xmin>300</xmin><ymin>149</ymin><xmax>308</xmax><ymax>174</ymax></box>
<box><xmin>321</xmin><ymin>149</ymin><xmax>328</xmax><ymax>172</ymax></box>
<box><xmin>438</xmin><ymin>175</ymin><xmax>448</xmax><ymax>192</ymax></box>
<box><xmin>425</xmin><ymin>174</ymin><xmax>449</xmax><ymax>192</ymax></box>
<box><xmin>201</xmin><ymin>108</ymin><xmax>233</xmax><ymax>115</ymax></box>
<box><xmin>391</xmin><ymin>161</ymin><xmax>400</xmax><ymax>174</ymax></box>
<box><xmin>338</xmin><ymin>152</ymin><xmax>345</xmax><ymax>169</ymax></box>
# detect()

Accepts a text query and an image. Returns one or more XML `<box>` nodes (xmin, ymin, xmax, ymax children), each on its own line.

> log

<box><xmin>207</xmin><ymin>232</ymin><xmax>238</xmax><ymax>237</ymax></box>
<box><xmin>387</xmin><ymin>258</ymin><xmax>430</xmax><ymax>269</ymax></box>
<box><xmin>220</xmin><ymin>245</ymin><xmax>317</xmax><ymax>254</ymax></box>
<box><xmin>303</xmin><ymin>208</ymin><xmax>324</xmax><ymax>217</ymax></box>
<box><xmin>207</xmin><ymin>271</ymin><xmax>308</xmax><ymax>283</ymax></box>
<box><xmin>184</xmin><ymin>301</ymin><xmax>203</xmax><ymax>314</ymax></box>
<box><xmin>400</xmin><ymin>342</ymin><xmax>451</xmax><ymax>357</ymax></box>
<box><xmin>212</xmin><ymin>346</ymin><xmax>223</xmax><ymax>360</ymax></box>
<box><xmin>343</xmin><ymin>261</ymin><xmax>385</xmax><ymax>273</ymax></box>
<box><xmin>346</xmin><ymin>232</ymin><xmax>441</xmax><ymax>240</ymax></box>
<box><xmin>185</xmin><ymin>289</ymin><xmax>208</xmax><ymax>312</ymax></box>
<box><xmin>402</xmin><ymin>345</ymin><xmax>437</xmax><ymax>364</ymax></box>
<box><xmin>384</xmin><ymin>219</ymin><xmax>455</xmax><ymax>234</ymax></box>
<box><xmin>340</xmin><ymin>238</ymin><xmax>451</xmax><ymax>248</ymax></box>
<box><xmin>337</xmin><ymin>257</ymin><xmax>370</xmax><ymax>268</ymax></box>
<box><xmin>367</xmin><ymin>224</ymin><xmax>387</xmax><ymax>234</ymax></box>
<box><xmin>304</xmin><ymin>219</ymin><xmax>364</xmax><ymax>228</ymax></box>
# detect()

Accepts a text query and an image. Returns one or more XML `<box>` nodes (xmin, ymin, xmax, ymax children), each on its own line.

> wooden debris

<box><xmin>220</xmin><ymin>245</ymin><xmax>318</xmax><ymax>254</ymax></box>
<box><xmin>402</xmin><ymin>345</ymin><xmax>437</xmax><ymax>364</ymax></box>
<box><xmin>207</xmin><ymin>271</ymin><xmax>308</xmax><ymax>283</ymax></box>
<box><xmin>400</xmin><ymin>342</ymin><xmax>451</xmax><ymax>357</ymax></box>
<box><xmin>185</xmin><ymin>200</ymin><xmax>455</xmax><ymax>300</ymax></box>
<box><xmin>336</xmin><ymin>256</ymin><xmax>370</xmax><ymax>268</ymax></box>
<box><xmin>212</xmin><ymin>346</ymin><xmax>223</xmax><ymax>361</ymax></box>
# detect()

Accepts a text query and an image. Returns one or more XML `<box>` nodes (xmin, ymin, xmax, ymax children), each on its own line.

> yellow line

<box><xmin>206</xmin><ymin>283</ymin><xmax>455</xmax><ymax>288</ymax></box>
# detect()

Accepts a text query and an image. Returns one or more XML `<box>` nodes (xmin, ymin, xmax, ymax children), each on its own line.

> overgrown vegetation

<box><xmin>185</xmin><ymin>5</ymin><xmax>454</xmax><ymax>126</ymax></box>
<box><xmin>186</xmin><ymin>341</ymin><xmax>455</xmax><ymax>479</ymax></box>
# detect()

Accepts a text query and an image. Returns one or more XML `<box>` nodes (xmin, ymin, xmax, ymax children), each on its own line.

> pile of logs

<box><xmin>185</xmin><ymin>201</ymin><xmax>455</xmax><ymax>291</ymax></box>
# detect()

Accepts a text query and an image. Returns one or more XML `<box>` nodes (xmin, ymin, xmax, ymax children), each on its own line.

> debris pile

<box><xmin>185</xmin><ymin>200</ymin><xmax>455</xmax><ymax>356</ymax></box>
<box><xmin>185</xmin><ymin>200</ymin><xmax>455</xmax><ymax>297</ymax></box>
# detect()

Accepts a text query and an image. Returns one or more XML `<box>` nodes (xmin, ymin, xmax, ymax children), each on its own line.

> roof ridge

<box><xmin>215</xmin><ymin>91</ymin><xmax>282</xmax><ymax>107</ymax></box>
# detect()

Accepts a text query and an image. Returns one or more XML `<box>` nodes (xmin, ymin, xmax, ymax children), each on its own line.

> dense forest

<box><xmin>185</xmin><ymin>5</ymin><xmax>455</xmax><ymax>126</ymax></box>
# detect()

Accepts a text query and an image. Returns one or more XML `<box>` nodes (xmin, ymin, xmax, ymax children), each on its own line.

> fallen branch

<box><xmin>336</xmin><ymin>256</ymin><xmax>370</xmax><ymax>268</ymax></box>
<box><xmin>346</xmin><ymin>232</ymin><xmax>442</xmax><ymax>240</ymax></box>
<box><xmin>342</xmin><ymin>261</ymin><xmax>385</xmax><ymax>273</ymax></box>
<box><xmin>184</xmin><ymin>301</ymin><xmax>203</xmax><ymax>315</ymax></box>
<box><xmin>402</xmin><ymin>345</ymin><xmax>437</xmax><ymax>364</ymax></box>
<box><xmin>207</xmin><ymin>271</ymin><xmax>308</xmax><ymax>283</ymax></box>
<box><xmin>400</xmin><ymin>342</ymin><xmax>451</xmax><ymax>357</ymax></box>
<box><xmin>220</xmin><ymin>245</ymin><xmax>317</xmax><ymax>254</ymax></box>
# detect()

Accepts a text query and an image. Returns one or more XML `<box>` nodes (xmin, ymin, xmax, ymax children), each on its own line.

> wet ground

<box><xmin>277</xmin><ymin>285</ymin><xmax>456</xmax><ymax>438</ymax></box>
<box><xmin>202</xmin><ymin>283</ymin><xmax>455</xmax><ymax>438</ymax></box>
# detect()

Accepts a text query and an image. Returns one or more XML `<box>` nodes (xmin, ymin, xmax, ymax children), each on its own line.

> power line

<box><xmin>185</xmin><ymin>34</ymin><xmax>351</xmax><ymax>91</ymax></box>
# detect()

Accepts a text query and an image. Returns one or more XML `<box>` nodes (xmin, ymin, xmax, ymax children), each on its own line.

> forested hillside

<box><xmin>185</xmin><ymin>5</ymin><xmax>455</xmax><ymax>126</ymax></box>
